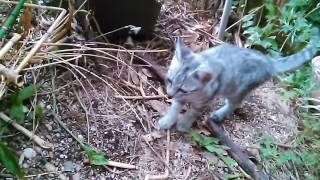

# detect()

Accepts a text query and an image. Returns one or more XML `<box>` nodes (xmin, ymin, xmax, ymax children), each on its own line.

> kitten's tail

<box><xmin>273</xmin><ymin>28</ymin><xmax>319</xmax><ymax>74</ymax></box>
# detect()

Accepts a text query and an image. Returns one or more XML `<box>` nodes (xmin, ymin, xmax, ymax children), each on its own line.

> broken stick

<box><xmin>207</xmin><ymin>119</ymin><xmax>268</xmax><ymax>180</ymax></box>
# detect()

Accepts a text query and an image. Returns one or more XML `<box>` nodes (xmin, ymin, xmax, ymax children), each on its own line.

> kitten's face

<box><xmin>165</xmin><ymin>39</ymin><xmax>212</xmax><ymax>102</ymax></box>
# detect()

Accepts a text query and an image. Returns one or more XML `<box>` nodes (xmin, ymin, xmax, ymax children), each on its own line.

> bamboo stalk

<box><xmin>14</xmin><ymin>8</ymin><xmax>67</xmax><ymax>73</ymax></box>
<box><xmin>0</xmin><ymin>0</ymin><xmax>26</xmax><ymax>40</ymax></box>
<box><xmin>0</xmin><ymin>33</ymin><xmax>21</xmax><ymax>59</ymax></box>
<box><xmin>0</xmin><ymin>112</ymin><xmax>52</xmax><ymax>149</ymax></box>
<box><xmin>0</xmin><ymin>64</ymin><xmax>22</xmax><ymax>86</ymax></box>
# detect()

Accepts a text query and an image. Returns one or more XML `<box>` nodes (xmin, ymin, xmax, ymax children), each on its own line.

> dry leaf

<box><xmin>138</xmin><ymin>69</ymin><xmax>148</xmax><ymax>84</ymax></box>
<box><xmin>128</xmin><ymin>69</ymin><xmax>140</xmax><ymax>85</ymax></box>
<box><xmin>141</xmin><ymin>68</ymin><xmax>153</xmax><ymax>78</ymax></box>
<box><xmin>147</xmin><ymin>100</ymin><xmax>168</xmax><ymax>116</ymax></box>
<box><xmin>195</xmin><ymin>128</ymin><xmax>211</xmax><ymax>136</ymax></box>
<box><xmin>190</xmin><ymin>42</ymin><xmax>208</xmax><ymax>52</ymax></box>
<box><xmin>184</xmin><ymin>30</ymin><xmax>199</xmax><ymax>44</ymax></box>
<box><xmin>157</xmin><ymin>86</ymin><xmax>165</xmax><ymax>95</ymax></box>
<box><xmin>142</xmin><ymin>131</ymin><xmax>164</xmax><ymax>143</ymax></box>
<box><xmin>20</xmin><ymin>7</ymin><xmax>33</xmax><ymax>32</ymax></box>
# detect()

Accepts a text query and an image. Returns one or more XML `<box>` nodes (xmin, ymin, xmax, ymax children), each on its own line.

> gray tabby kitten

<box><xmin>158</xmin><ymin>29</ymin><xmax>319</xmax><ymax>132</ymax></box>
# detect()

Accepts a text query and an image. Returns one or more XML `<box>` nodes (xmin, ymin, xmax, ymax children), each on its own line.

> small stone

<box><xmin>45</xmin><ymin>124</ymin><xmax>53</xmax><ymax>131</ymax></box>
<box><xmin>77</xmin><ymin>135</ymin><xmax>84</xmax><ymax>142</ymax></box>
<box><xmin>45</xmin><ymin>162</ymin><xmax>56</xmax><ymax>172</ymax></box>
<box><xmin>22</xmin><ymin>163</ymin><xmax>29</xmax><ymax>168</ymax></box>
<box><xmin>23</xmin><ymin>148</ymin><xmax>37</xmax><ymax>159</ymax></box>
<box><xmin>46</xmin><ymin>105</ymin><xmax>52</xmax><ymax>110</ymax></box>
<box><xmin>63</xmin><ymin>161</ymin><xmax>74</xmax><ymax>172</ymax></box>
<box><xmin>90</xmin><ymin>126</ymin><xmax>97</xmax><ymax>131</ymax></box>
<box><xmin>72</xmin><ymin>173</ymin><xmax>80</xmax><ymax>180</ymax></box>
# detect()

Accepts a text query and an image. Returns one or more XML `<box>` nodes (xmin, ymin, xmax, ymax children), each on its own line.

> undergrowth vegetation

<box><xmin>242</xmin><ymin>0</ymin><xmax>320</xmax><ymax>178</ymax></box>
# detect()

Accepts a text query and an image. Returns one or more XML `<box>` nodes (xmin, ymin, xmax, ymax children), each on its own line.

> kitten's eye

<box><xmin>166</xmin><ymin>78</ymin><xmax>172</xmax><ymax>84</ymax></box>
<box><xmin>178</xmin><ymin>88</ymin><xmax>188</xmax><ymax>93</ymax></box>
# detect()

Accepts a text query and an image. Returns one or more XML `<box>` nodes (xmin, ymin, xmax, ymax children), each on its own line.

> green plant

<box><xmin>259</xmin><ymin>134</ymin><xmax>320</xmax><ymax>179</ymax></box>
<box><xmin>242</xmin><ymin>0</ymin><xmax>320</xmax><ymax>178</ymax></box>
<box><xmin>0</xmin><ymin>141</ymin><xmax>24</xmax><ymax>179</ymax></box>
<box><xmin>189</xmin><ymin>132</ymin><xmax>237</xmax><ymax>170</ymax></box>
<box><xmin>0</xmin><ymin>84</ymin><xmax>40</xmax><ymax>178</ymax></box>
<box><xmin>243</xmin><ymin>0</ymin><xmax>319</xmax><ymax>56</ymax></box>
<box><xmin>0</xmin><ymin>85</ymin><xmax>39</xmax><ymax>122</ymax></box>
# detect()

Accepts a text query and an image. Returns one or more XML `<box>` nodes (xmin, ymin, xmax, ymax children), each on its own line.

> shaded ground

<box><xmin>6</xmin><ymin>1</ymin><xmax>299</xmax><ymax>180</ymax></box>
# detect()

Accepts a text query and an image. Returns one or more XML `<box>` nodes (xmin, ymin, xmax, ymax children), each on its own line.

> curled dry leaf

<box><xmin>128</xmin><ymin>69</ymin><xmax>140</xmax><ymax>85</ymax></box>
<box><xmin>190</xmin><ymin>42</ymin><xmax>208</xmax><ymax>52</ymax></box>
<box><xmin>142</xmin><ymin>131</ymin><xmax>164</xmax><ymax>143</ymax></box>
<box><xmin>184</xmin><ymin>30</ymin><xmax>199</xmax><ymax>44</ymax></box>
<box><xmin>147</xmin><ymin>100</ymin><xmax>168</xmax><ymax>116</ymax></box>
<box><xmin>138</xmin><ymin>69</ymin><xmax>148</xmax><ymax>84</ymax></box>
<box><xmin>141</xmin><ymin>68</ymin><xmax>153</xmax><ymax>78</ymax></box>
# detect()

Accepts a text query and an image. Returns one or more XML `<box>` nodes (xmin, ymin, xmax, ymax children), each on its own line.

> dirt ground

<box><xmin>7</xmin><ymin>1</ymin><xmax>299</xmax><ymax>180</ymax></box>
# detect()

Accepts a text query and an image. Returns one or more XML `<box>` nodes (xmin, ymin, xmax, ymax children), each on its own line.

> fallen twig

<box><xmin>0</xmin><ymin>112</ymin><xmax>52</xmax><ymax>149</ymax></box>
<box><xmin>114</xmin><ymin>95</ymin><xmax>166</xmax><ymax>100</ymax></box>
<box><xmin>0</xmin><ymin>33</ymin><xmax>21</xmax><ymax>58</ymax></box>
<box><xmin>207</xmin><ymin>119</ymin><xmax>268</xmax><ymax>180</ymax></box>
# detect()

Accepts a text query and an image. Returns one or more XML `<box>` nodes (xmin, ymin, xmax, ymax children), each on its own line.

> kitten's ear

<box><xmin>193</xmin><ymin>70</ymin><xmax>213</xmax><ymax>84</ymax></box>
<box><xmin>175</xmin><ymin>37</ymin><xmax>193</xmax><ymax>62</ymax></box>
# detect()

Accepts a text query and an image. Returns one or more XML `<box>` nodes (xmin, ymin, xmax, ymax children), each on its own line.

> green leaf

<box><xmin>9</xmin><ymin>102</ymin><xmax>24</xmax><ymax>122</ymax></box>
<box><xmin>0</xmin><ymin>142</ymin><xmax>24</xmax><ymax>179</ymax></box>
<box><xmin>278</xmin><ymin>151</ymin><xmax>302</xmax><ymax>165</ymax></box>
<box><xmin>205</xmin><ymin>145</ymin><xmax>225</xmax><ymax>155</ymax></box>
<box><xmin>202</xmin><ymin>136</ymin><xmax>219</xmax><ymax>146</ymax></box>
<box><xmin>81</xmin><ymin>144</ymin><xmax>108</xmax><ymax>166</ymax></box>
<box><xmin>29</xmin><ymin>105</ymin><xmax>44</xmax><ymax>120</ymax></box>
<box><xmin>16</xmin><ymin>85</ymin><xmax>38</xmax><ymax>102</ymax></box>
<box><xmin>189</xmin><ymin>132</ymin><xmax>204</xmax><ymax>144</ymax></box>
<box><xmin>220</xmin><ymin>155</ymin><xmax>237</xmax><ymax>168</ymax></box>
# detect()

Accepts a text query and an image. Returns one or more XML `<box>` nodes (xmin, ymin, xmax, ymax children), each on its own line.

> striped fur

<box><xmin>157</xmin><ymin>29</ymin><xmax>319</xmax><ymax>132</ymax></box>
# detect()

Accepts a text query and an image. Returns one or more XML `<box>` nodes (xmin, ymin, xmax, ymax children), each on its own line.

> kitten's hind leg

<box><xmin>157</xmin><ymin>100</ymin><xmax>183</xmax><ymax>129</ymax></box>
<box><xmin>210</xmin><ymin>98</ymin><xmax>241</xmax><ymax>122</ymax></box>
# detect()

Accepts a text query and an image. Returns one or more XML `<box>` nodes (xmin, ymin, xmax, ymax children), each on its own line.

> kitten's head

<box><xmin>165</xmin><ymin>38</ymin><xmax>213</xmax><ymax>101</ymax></box>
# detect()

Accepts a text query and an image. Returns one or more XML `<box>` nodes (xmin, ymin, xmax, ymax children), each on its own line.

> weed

<box><xmin>242</xmin><ymin>0</ymin><xmax>320</xmax><ymax>178</ymax></box>
<box><xmin>0</xmin><ymin>84</ymin><xmax>39</xmax><ymax>178</ymax></box>
<box><xmin>189</xmin><ymin>132</ymin><xmax>238</xmax><ymax>172</ymax></box>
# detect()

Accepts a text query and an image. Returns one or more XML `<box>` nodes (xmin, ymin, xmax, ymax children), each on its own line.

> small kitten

<box><xmin>158</xmin><ymin>29</ymin><xmax>319</xmax><ymax>132</ymax></box>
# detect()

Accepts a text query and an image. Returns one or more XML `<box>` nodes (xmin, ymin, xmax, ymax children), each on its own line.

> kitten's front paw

<box><xmin>157</xmin><ymin>115</ymin><xmax>176</xmax><ymax>130</ymax></box>
<box><xmin>209</xmin><ymin>113</ymin><xmax>224</xmax><ymax>123</ymax></box>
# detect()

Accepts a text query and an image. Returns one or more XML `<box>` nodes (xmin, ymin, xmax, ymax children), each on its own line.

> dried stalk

<box><xmin>0</xmin><ymin>112</ymin><xmax>52</xmax><ymax>149</ymax></box>
<box><xmin>14</xmin><ymin>7</ymin><xmax>67</xmax><ymax>72</ymax></box>
<box><xmin>0</xmin><ymin>64</ymin><xmax>22</xmax><ymax>86</ymax></box>
<box><xmin>0</xmin><ymin>33</ymin><xmax>21</xmax><ymax>59</ymax></box>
